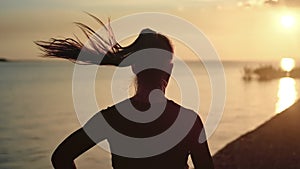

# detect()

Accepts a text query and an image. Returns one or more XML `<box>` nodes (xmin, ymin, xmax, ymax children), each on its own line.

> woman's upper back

<box><xmin>98</xmin><ymin>99</ymin><xmax>204</xmax><ymax>169</ymax></box>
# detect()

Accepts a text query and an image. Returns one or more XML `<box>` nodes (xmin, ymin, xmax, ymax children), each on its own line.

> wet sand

<box><xmin>213</xmin><ymin>100</ymin><xmax>300</xmax><ymax>169</ymax></box>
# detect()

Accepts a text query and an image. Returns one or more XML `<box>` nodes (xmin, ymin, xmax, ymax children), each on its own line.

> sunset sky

<box><xmin>1</xmin><ymin>0</ymin><xmax>300</xmax><ymax>61</ymax></box>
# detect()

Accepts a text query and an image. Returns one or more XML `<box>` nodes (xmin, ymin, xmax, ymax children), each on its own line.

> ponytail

<box><xmin>35</xmin><ymin>13</ymin><xmax>130</xmax><ymax>66</ymax></box>
<box><xmin>35</xmin><ymin>14</ymin><xmax>173</xmax><ymax>67</ymax></box>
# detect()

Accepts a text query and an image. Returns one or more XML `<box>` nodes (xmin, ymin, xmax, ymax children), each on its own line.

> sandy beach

<box><xmin>213</xmin><ymin>99</ymin><xmax>300</xmax><ymax>169</ymax></box>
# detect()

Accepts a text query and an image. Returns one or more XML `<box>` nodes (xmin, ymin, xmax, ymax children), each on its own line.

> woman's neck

<box><xmin>133</xmin><ymin>88</ymin><xmax>166</xmax><ymax>103</ymax></box>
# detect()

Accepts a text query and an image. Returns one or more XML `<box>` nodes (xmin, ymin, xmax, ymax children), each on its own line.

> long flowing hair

<box><xmin>35</xmin><ymin>13</ymin><xmax>173</xmax><ymax>67</ymax></box>
<box><xmin>35</xmin><ymin>13</ymin><xmax>131</xmax><ymax>66</ymax></box>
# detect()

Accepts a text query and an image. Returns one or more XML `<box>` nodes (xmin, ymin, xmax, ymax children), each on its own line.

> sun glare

<box><xmin>276</xmin><ymin>77</ymin><xmax>297</xmax><ymax>113</ymax></box>
<box><xmin>280</xmin><ymin>57</ymin><xmax>295</xmax><ymax>72</ymax></box>
<box><xmin>281</xmin><ymin>15</ymin><xmax>296</xmax><ymax>28</ymax></box>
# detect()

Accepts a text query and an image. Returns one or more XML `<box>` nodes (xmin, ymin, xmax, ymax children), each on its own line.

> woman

<box><xmin>36</xmin><ymin>16</ymin><xmax>214</xmax><ymax>169</ymax></box>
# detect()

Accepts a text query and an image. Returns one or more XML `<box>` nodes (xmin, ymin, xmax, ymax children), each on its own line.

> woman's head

<box><xmin>126</xmin><ymin>29</ymin><xmax>174</xmax><ymax>93</ymax></box>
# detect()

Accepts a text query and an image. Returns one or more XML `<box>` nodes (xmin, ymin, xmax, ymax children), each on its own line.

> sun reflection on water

<box><xmin>276</xmin><ymin>77</ymin><xmax>298</xmax><ymax>113</ymax></box>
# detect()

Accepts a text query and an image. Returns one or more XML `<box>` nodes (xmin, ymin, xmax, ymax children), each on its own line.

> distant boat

<box><xmin>253</xmin><ymin>65</ymin><xmax>285</xmax><ymax>81</ymax></box>
<box><xmin>242</xmin><ymin>64</ymin><xmax>300</xmax><ymax>81</ymax></box>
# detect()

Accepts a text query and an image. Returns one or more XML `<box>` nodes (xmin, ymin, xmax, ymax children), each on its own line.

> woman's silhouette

<box><xmin>36</xmin><ymin>15</ymin><xmax>214</xmax><ymax>169</ymax></box>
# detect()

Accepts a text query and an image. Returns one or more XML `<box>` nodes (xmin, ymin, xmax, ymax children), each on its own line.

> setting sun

<box><xmin>280</xmin><ymin>57</ymin><xmax>295</xmax><ymax>72</ymax></box>
<box><xmin>281</xmin><ymin>15</ymin><xmax>296</xmax><ymax>28</ymax></box>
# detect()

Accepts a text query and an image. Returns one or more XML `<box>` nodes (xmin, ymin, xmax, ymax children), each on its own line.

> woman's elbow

<box><xmin>51</xmin><ymin>149</ymin><xmax>63</xmax><ymax>168</ymax></box>
<box><xmin>51</xmin><ymin>149</ymin><xmax>74</xmax><ymax>168</ymax></box>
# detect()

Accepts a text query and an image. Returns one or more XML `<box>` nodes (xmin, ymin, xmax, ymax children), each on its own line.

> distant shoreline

<box><xmin>1</xmin><ymin>58</ymin><xmax>299</xmax><ymax>71</ymax></box>
<box><xmin>0</xmin><ymin>58</ymin><xmax>8</xmax><ymax>62</ymax></box>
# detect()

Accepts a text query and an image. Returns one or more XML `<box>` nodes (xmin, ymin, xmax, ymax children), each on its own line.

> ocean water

<box><xmin>0</xmin><ymin>60</ymin><xmax>299</xmax><ymax>169</ymax></box>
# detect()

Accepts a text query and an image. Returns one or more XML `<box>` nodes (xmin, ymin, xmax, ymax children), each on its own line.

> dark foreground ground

<box><xmin>213</xmin><ymin>100</ymin><xmax>300</xmax><ymax>169</ymax></box>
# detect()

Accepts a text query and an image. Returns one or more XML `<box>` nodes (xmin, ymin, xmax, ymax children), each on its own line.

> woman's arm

<box><xmin>51</xmin><ymin>128</ymin><xmax>96</xmax><ymax>169</ymax></box>
<box><xmin>51</xmin><ymin>111</ymin><xmax>108</xmax><ymax>169</ymax></box>
<box><xmin>190</xmin><ymin>140</ymin><xmax>214</xmax><ymax>169</ymax></box>
<box><xmin>190</xmin><ymin>117</ymin><xmax>215</xmax><ymax>169</ymax></box>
